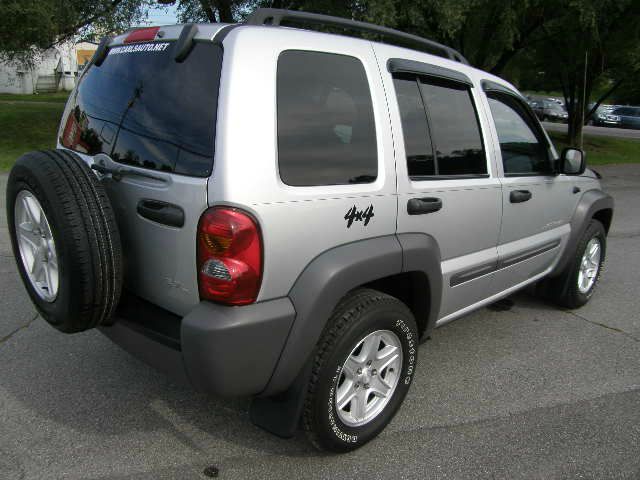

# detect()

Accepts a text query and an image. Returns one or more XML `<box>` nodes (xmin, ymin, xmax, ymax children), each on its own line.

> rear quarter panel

<box><xmin>210</xmin><ymin>27</ymin><xmax>398</xmax><ymax>301</ymax></box>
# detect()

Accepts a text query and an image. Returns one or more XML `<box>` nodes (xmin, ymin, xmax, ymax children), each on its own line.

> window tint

<box><xmin>418</xmin><ymin>78</ymin><xmax>486</xmax><ymax>176</ymax></box>
<box><xmin>277</xmin><ymin>50</ymin><xmax>377</xmax><ymax>186</ymax></box>
<box><xmin>487</xmin><ymin>95</ymin><xmax>551</xmax><ymax>175</ymax></box>
<box><xmin>393</xmin><ymin>76</ymin><xmax>435</xmax><ymax>176</ymax></box>
<box><xmin>60</xmin><ymin>42</ymin><xmax>222</xmax><ymax>177</ymax></box>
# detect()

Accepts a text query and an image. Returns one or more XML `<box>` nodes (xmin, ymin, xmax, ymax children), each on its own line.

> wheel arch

<box><xmin>260</xmin><ymin>233</ymin><xmax>442</xmax><ymax>397</ymax></box>
<box><xmin>550</xmin><ymin>189</ymin><xmax>614</xmax><ymax>277</ymax></box>
<box><xmin>592</xmin><ymin>207</ymin><xmax>613</xmax><ymax>234</ymax></box>
<box><xmin>364</xmin><ymin>270</ymin><xmax>431</xmax><ymax>338</ymax></box>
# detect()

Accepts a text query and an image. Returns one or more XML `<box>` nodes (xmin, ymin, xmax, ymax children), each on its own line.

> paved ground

<box><xmin>542</xmin><ymin>121</ymin><xmax>640</xmax><ymax>140</ymax></box>
<box><xmin>1</xmin><ymin>166</ymin><xmax>639</xmax><ymax>480</ymax></box>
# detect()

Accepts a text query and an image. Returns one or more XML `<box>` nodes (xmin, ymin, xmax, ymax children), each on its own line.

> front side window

<box><xmin>487</xmin><ymin>94</ymin><xmax>552</xmax><ymax>175</ymax></box>
<box><xmin>277</xmin><ymin>50</ymin><xmax>377</xmax><ymax>186</ymax></box>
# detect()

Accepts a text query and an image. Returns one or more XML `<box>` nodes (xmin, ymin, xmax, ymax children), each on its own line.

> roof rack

<box><xmin>245</xmin><ymin>8</ymin><xmax>469</xmax><ymax>65</ymax></box>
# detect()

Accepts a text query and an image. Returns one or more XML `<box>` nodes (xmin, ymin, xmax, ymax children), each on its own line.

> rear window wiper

<box><xmin>91</xmin><ymin>162</ymin><xmax>168</xmax><ymax>183</ymax></box>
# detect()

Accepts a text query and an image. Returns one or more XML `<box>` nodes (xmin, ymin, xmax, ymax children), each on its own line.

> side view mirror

<box><xmin>560</xmin><ymin>147</ymin><xmax>586</xmax><ymax>175</ymax></box>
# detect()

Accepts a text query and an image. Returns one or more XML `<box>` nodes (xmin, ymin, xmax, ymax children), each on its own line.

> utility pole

<box><xmin>580</xmin><ymin>49</ymin><xmax>588</xmax><ymax>150</ymax></box>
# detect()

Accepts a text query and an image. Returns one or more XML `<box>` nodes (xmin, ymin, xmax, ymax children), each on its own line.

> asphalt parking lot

<box><xmin>1</xmin><ymin>165</ymin><xmax>639</xmax><ymax>480</ymax></box>
<box><xmin>542</xmin><ymin>121</ymin><xmax>640</xmax><ymax>140</ymax></box>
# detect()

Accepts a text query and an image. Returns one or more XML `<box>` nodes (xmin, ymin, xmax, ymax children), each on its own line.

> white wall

<box><xmin>0</xmin><ymin>40</ymin><xmax>92</xmax><ymax>94</ymax></box>
<box><xmin>0</xmin><ymin>62</ymin><xmax>34</xmax><ymax>94</ymax></box>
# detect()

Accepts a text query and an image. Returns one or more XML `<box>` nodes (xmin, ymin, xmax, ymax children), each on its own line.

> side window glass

<box><xmin>418</xmin><ymin>78</ymin><xmax>487</xmax><ymax>176</ymax></box>
<box><xmin>487</xmin><ymin>95</ymin><xmax>551</xmax><ymax>175</ymax></box>
<box><xmin>393</xmin><ymin>76</ymin><xmax>435</xmax><ymax>176</ymax></box>
<box><xmin>393</xmin><ymin>74</ymin><xmax>487</xmax><ymax>178</ymax></box>
<box><xmin>277</xmin><ymin>50</ymin><xmax>377</xmax><ymax>186</ymax></box>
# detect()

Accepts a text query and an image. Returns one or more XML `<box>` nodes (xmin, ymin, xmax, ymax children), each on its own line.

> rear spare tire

<box><xmin>6</xmin><ymin>150</ymin><xmax>123</xmax><ymax>333</ymax></box>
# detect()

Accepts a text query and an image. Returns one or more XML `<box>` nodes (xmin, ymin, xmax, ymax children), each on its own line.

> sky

<box><xmin>145</xmin><ymin>3</ymin><xmax>180</xmax><ymax>26</ymax></box>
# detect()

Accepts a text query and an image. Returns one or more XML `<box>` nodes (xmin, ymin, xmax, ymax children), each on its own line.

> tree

<box><xmin>376</xmin><ymin>0</ymin><xmax>560</xmax><ymax>75</ymax></box>
<box><xmin>519</xmin><ymin>0</ymin><xmax>640</xmax><ymax>145</ymax></box>
<box><xmin>0</xmin><ymin>0</ymin><xmax>152</xmax><ymax>64</ymax></box>
<box><xmin>174</xmin><ymin>0</ymin><xmax>365</xmax><ymax>23</ymax></box>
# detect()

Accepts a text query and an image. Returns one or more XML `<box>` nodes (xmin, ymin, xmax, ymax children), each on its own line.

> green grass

<box><xmin>0</xmin><ymin>101</ymin><xmax>65</xmax><ymax>171</ymax></box>
<box><xmin>0</xmin><ymin>94</ymin><xmax>638</xmax><ymax>172</ymax></box>
<box><xmin>547</xmin><ymin>131</ymin><xmax>640</xmax><ymax>165</ymax></box>
<box><xmin>0</xmin><ymin>92</ymin><xmax>70</xmax><ymax>103</ymax></box>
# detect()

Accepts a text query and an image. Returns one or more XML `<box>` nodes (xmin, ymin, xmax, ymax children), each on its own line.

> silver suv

<box><xmin>6</xmin><ymin>9</ymin><xmax>613</xmax><ymax>452</ymax></box>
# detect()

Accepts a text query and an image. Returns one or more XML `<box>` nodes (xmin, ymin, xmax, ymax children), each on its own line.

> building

<box><xmin>0</xmin><ymin>41</ymin><xmax>98</xmax><ymax>94</ymax></box>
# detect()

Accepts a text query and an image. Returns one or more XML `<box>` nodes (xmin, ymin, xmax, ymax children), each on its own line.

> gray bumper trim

<box><xmin>101</xmin><ymin>297</ymin><xmax>295</xmax><ymax>397</ymax></box>
<box><xmin>181</xmin><ymin>298</ymin><xmax>295</xmax><ymax>396</ymax></box>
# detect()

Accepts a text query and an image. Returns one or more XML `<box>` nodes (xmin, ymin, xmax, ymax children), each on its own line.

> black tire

<box><xmin>551</xmin><ymin>220</ymin><xmax>606</xmax><ymax>309</ymax></box>
<box><xmin>6</xmin><ymin>150</ymin><xmax>123</xmax><ymax>333</ymax></box>
<box><xmin>303</xmin><ymin>289</ymin><xmax>418</xmax><ymax>452</ymax></box>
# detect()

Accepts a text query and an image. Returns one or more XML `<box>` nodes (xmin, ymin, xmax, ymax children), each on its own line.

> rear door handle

<box><xmin>407</xmin><ymin>197</ymin><xmax>443</xmax><ymax>215</ymax></box>
<box><xmin>137</xmin><ymin>199</ymin><xmax>185</xmax><ymax>228</ymax></box>
<box><xmin>509</xmin><ymin>190</ymin><xmax>532</xmax><ymax>203</ymax></box>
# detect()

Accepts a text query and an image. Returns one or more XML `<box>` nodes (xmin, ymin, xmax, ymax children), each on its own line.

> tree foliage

<box><xmin>4</xmin><ymin>0</ymin><xmax>639</xmax><ymax>145</ymax></box>
<box><xmin>0</xmin><ymin>0</ymin><xmax>152</xmax><ymax>63</ymax></box>
<box><xmin>512</xmin><ymin>0</ymin><xmax>640</xmax><ymax>144</ymax></box>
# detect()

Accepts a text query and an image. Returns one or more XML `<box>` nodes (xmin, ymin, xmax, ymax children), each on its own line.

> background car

<box><xmin>608</xmin><ymin>106</ymin><xmax>640</xmax><ymax>129</ymax></box>
<box><xmin>588</xmin><ymin>104</ymin><xmax>615</xmax><ymax>126</ymax></box>
<box><xmin>532</xmin><ymin>99</ymin><xmax>569</xmax><ymax>122</ymax></box>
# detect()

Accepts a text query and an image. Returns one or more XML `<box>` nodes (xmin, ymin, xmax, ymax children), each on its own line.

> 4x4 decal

<box><xmin>344</xmin><ymin>205</ymin><xmax>374</xmax><ymax>228</ymax></box>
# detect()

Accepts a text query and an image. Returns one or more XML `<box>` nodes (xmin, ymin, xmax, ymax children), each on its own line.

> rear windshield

<box><xmin>60</xmin><ymin>41</ymin><xmax>222</xmax><ymax>177</ymax></box>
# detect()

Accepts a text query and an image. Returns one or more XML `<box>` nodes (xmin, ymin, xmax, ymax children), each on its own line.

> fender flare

<box><xmin>550</xmin><ymin>189</ymin><xmax>614</xmax><ymax>276</ymax></box>
<box><xmin>261</xmin><ymin>233</ymin><xmax>442</xmax><ymax>396</ymax></box>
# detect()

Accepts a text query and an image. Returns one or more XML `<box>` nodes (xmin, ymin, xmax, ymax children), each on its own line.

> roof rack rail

<box><xmin>245</xmin><ymin>8</ymin><xmax>469</xmax><ymax>65</ymax></box>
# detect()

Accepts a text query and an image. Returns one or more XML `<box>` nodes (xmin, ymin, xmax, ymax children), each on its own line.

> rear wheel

<box><xmin>303</xmin><ymin>289</ymin><xmax>418</xmax><ymax>452</ymax></box>
<box><xmin>7</xmin><ymin>150</ymin><xmax>123</xmax><ymax>333</ymax></box>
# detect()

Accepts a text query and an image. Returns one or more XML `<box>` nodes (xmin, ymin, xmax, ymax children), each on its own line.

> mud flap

<box><xmin>249</xmin><ymin>356</ymin><xmax>313</xmax><ymax>438</ymax></box>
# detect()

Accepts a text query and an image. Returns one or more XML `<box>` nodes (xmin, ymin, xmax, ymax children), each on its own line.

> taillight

<box><xmin>197</xmin><ymin>207</ymin><xmax>262</xmax><ymax>305</ymax></box>
<box><xmin>124</xmin><ymin>27</ymin><xmax>160</xmax><ymax>44</ymax></box>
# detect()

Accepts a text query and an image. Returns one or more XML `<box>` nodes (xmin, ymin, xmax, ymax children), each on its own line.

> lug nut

<box><xmin>364</xmin><ymin>383</ymin><xmax>370</xmax><ymax>389</ymax></box>
<box><xmin>354</xmin><ymin>383</ymin><xmax>360</xmax><ymax>389</ymax></box>
<box><xmin>366</xmin><ymin>360</ymin><xmax>372</xmax><ymax>366</ymax></box>
<box><xmin>372</xmin><ymin>369</ymin><xmax>377</xmax><ymax>376</ymax></box>
<box><xmin>357</xmin><ymin>368</ymin><xmax>362</xmax><ymax>375</ymax></box>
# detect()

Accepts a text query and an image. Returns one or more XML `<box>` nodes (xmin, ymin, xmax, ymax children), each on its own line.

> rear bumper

<box><xmin>99</xmin><ymin>294</ymin><xmax>295</xmax><ymax>397</ymax></box>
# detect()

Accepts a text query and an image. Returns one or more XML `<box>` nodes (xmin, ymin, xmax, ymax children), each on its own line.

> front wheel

<box><xmin>303</xmin><ymin>289</ymin><xmax>418</xmax><ymax>452</ymax></box>
<box><xmin>554</xmin><ymin>220</ymin><xmax>606</xmax><ymax>308</ymax></box>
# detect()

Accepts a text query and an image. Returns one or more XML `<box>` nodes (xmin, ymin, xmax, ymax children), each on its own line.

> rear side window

<box><xmin>393</xmin><ymin>75</ymin><xmax>486</xmax><ymax>178</ymax></box>
<box><xmin>393</xmin><ymin>76</ymin><xmax>435</xmax><ymax>176</ymax></box>
<box><xmin>418</xmin><ymin>78</ymin><xmax>486</xmax><ymax>176</ymax></box>
<box><xmin>277</xmin><ymin>50</ymin><xmax>377</xmax><ymax>186</ymax></box>
<box><xmin>60</xmin><ymin>42</ymin><xmax>222</xmax><ymax>177</ymax></box>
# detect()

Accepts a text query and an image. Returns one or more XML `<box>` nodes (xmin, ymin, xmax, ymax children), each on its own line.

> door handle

<box><xmin>509</xmin><ymin>190</ymin><xmax>532</xmax><ymax>203</ymax></box>
<box><xmin>407</xmin><ymin>197</ymin><xmax>443</xmax><ymax>215</ymax></box>
<box><xmin>137</xmin><ymin>199</ymin><xmax>185</xmax><ymax>228</ymax></box>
